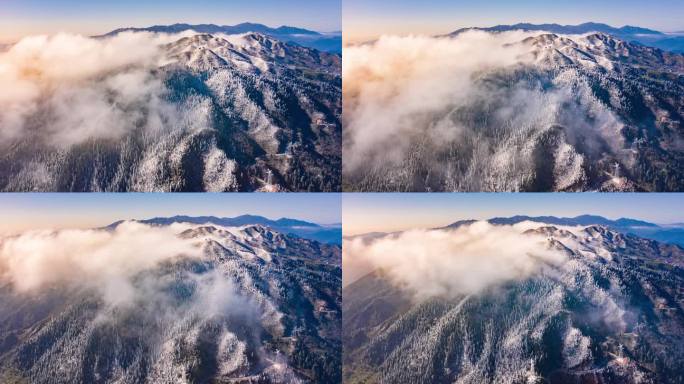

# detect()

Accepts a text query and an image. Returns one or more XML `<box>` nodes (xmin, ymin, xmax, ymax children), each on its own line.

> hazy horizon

<box><xmin>343</xmin><ymin>194</ymin><xmax>684</xmax><ymax>235</ymax></box>
<box><xmin>0</xmin><ymin>193</ymin><xmax>341</xmax><ymax>235</ymax></box>
<box><xmin>344</xmin><ymin>0</ymin><xmax>684</xmax><ymax>43</ymax></box>
<box><xmin>0</xmin><ymin>0</ymin><xmax>341</xmax><ymax>44</ymax></box>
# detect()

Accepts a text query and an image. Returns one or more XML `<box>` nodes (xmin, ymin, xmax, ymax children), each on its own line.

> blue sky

<box><xmin>343</xmin><ymin>193</ymin><xmax>684</xmax><ymax>235</ymax></box>
<box><xmin>0</xmin><ymin>193</ymin><xmax>341</xmax><ymax>234</ymax></box>
<box><xmin>344</xmin><ymin>0</ymin><xmax>684</xmax><ymax>42</ymax></box>
<box><xmin>0</xmin><ymin>0</ymin><xmax>340</xmax><ymax>42</ymax></box>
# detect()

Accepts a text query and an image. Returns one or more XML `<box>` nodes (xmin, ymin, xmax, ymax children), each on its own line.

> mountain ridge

<box><xmin>451</xmin><ymin>22</ymin><xmax>664</xmax><ymax>37</ymax></box>
<box><xmin>344</xmin><ymin>28</ymin><xmax>684</xmax><ymax>192</ymax></box>
<box><xmin>346</xmin><ymin>215</ymin><xmax>684</xmax><ymax>248</ymax></box>
<box><xmin>445</xmin><ymin>214</ymin><xmax>660</xmax><ymax>229</ymax></box>
<box><xmin>107</xmin><ymin>215</ymin><xmax>342</xmax><ymax>244</ymax></box>
<box><xmin>0</xmin><ymin>29</ymin><xmax>342</xmax><ymax>192</ymax></box>
<box><xmin>102</xmin><ymin>22</ymin><xmax>342</xmax><ymax>53</ymax></box>
<box><xmin>105</xmin><ymin>22</ymin><xmax>322</xmax><ymax>37</ymax></box>
<box><xmin>445</xmin><ymin>215</ymin><xmax>684</xmax><ymax>247</ymax></box>
<box><xmin>450</xmin><ymin>22</ymin><xmax>684</xmax><ymax>53</ymax></box>
<box><xmin>112</xmin><ymin>214</ymin><xmax>321</xmax><ymax>228</ymax></box>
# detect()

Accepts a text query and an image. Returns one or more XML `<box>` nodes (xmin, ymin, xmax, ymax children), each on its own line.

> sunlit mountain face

<box><xmin>343</xmin><ymin>26</ymin><xmax>684</xmax><ymax>192</ymax></box>
<box><xmin>343</xmin><ymin>218</ymin><xmax>684</xmax><ymax>383</ymax></box>
<box><xmin>0</xmin><ymin>27</ymin><xmax>341</xmax><ymax>192</ymax></box>
<box><xmin>0</xmin><ymin>219</ymin><xmax>342</xmax><ymax>383</ymax></box>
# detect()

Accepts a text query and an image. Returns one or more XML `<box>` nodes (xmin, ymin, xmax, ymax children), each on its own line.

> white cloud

<box><xmin>343</xmin><ymin>221</ymin><xmax>571</xmax><ymax>299</ymax></box>
<box><xmin>0</xmin><ymin>31</ymin><xmax>206</xmax><ymax>147</ymax></box>
<box><xmin>0</xmin><ymin>220</ymin><xmax>261</xmax><ymax>320</ymax></box>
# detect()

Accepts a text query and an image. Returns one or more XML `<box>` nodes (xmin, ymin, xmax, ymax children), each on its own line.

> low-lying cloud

<box><xmin>0</xmin><ymin>221</ymin><xmax>251</xmax><ymax>319</ymax></box>
<box><xmin>0</xmin><ymin>31</ymin><xmax>202</xmax><ymax>147</ymax></box>
<box><xmin>343</xmin><ymin>31</ymin><xmax>626</xmax><ymax>191</ymax></box>
<box><xmin>0</xmin><ymin>221</ymin><xmax>298</xmax><ymax>379</ymax></box>
<box><xmin>343</xmin><ymin>221</ymin><xmax>570</xmax><ymax>299</ymax></box>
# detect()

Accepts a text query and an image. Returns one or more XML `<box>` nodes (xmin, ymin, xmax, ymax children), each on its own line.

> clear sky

<box><xmin>0</xmin><ymin>0</ymin><xmax>341</xmax><ymax>43</ymax></box>
<box><xmin>343</xmin><ymin>193</ymin><xmax>684</xmax><ymax>235</ymax></box>
<box><xmin>344</xmin><ymin>0</ymin><xmax>684</xmax><ymax>43</ymax></box>
<box><xmin>0</xmin><ymin>193</ymin><xmax>341</xmax><ymax>234</ymax></box>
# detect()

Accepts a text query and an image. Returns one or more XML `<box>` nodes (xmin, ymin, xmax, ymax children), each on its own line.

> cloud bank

<box><xmin>343</xmin><ymin>31</ymin><xmax>626</xmax><ymax>191</ymax></box>
<box><xmin>0</xmin><ymin>221</ymin><xmax>302</xmax><ymax>379</ymax></box>
<box><xmin>343</xmin><ymin>221</ymin><xmax>570</xmax><ymax>298</ymax></box>
<box><xmin>0</xmin><ymin>31</ymin><xmax>203</xmax><ymax>147</ymax></box>
<box><xmin>1</xmin><ymin>222</ymin><xmax>193</xmax><ymax>291</ymax></box>
<box><xmin>0</xmin><ymin>221</ymin><xmax>249</xmax><ymax>316</ymax></box>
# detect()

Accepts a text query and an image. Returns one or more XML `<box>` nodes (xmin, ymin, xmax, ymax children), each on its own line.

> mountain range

<box><xmin>108</xmin><ymin>215</ymin><xmax>342</xmax><ymax>244</ymax></box>
<box><xmin>0</xmin><ymin>221</ymin><xmax>342</xmax><ymax>383</ymax></box>
<box><xmin>344</xmin><ymin>220</ymin><xmax>684</xmax><ymax>383</ymax></box>
<box><xmin>344</xmin><ymin>27</ymin><xmax>684</xmax><ymax>192</ymax></box>
<box><xmin>447</xmin><ymin>214</ymin><xmax>656</xmax><ymax>228</ymax></box>
<box><xmin>347</xmin><ymin>215</ymin><xmax>684</xmax><ymax>249</ymax></box>
<box><xmin>104</xmin><ymin>23</ymin><xmax>342</xmax><ymax>53</ymax></box>
<box><xmin>445</xmin><ymin>215</ymin><xmax>684</xmax><ymax>247</ymax></box>
<box><xmin>451</xmin><ymin>22</ymin><xmax>684</xmax><ymax>53</ymax></box>
<box><xmin>1</xmin><ymin>29</ymin><xmax>341</xmax><ymax>192</ymax></box>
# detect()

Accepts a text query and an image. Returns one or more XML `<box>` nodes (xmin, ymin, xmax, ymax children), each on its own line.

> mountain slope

<box><xmin>445</xmin><ymin>215</ymin><xmax>684</xmax><ymax>247</ymax></box>
<box><xmin>0</xmin><ymin>32</ymin><xmax>341</xmax><ymax>192</ymax></box>
<box><xmin>343</xmin><ymin>31</ymin><xmax>684</xmax><ymax>192</ymax></box>
<box><xmin>344</xmin><ymin>225</ymin><xmax>684</xmax><ymax>383</ymax></box>
<box><xmin>447</xmin><ymin>215</ymin><xmax>658</xmax><ymax>229</ymax></box>
<box><xmin>0</xmin><ymin>222</ymin><xmax>342</xmax><ymax>383</ymax></box>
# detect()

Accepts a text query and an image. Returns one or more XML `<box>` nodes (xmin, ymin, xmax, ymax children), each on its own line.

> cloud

<box><xmin>0</xmin><ymin>220</ymin><xmax>261</xmax><ymax>322</ymax></box>
<box><xmin>0</xmin><ymin>222</ymin><xmax>196</xmax><ymax>295</ymax></box>
<box><xmin>0</xmin><ymin>31</ymin><xmax>205</xmax><ymax>147</ymax></box>
<box><xmin>342</xmin><ymin>221</ymin><xmax>571</xmax><ymax>299</ymax></box>
<box><xmin>342</xmin><ymin>31</ymin><xmax>626</xmax><ymax>191</ymax></box>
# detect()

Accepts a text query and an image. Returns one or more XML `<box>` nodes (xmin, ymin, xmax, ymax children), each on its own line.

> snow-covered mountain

<box><xmin>444</xmin><ymin>215</ymin><xmax>684</xmax><ymax>247</ymax></box>
<box><xmin>108</xmin><ymin>215</ymin><xmax>342</xmax><ymax>244</ymax></box>
<box><xmin>0</xmin><ymin>221</ymin><xmax>342</xmax><ymax>383</ymax></box>
<box><xmin>0</xmin><ymin>30</ymin><xmax>341</xmax><ymax>192</ymax></box>
<box><xmin>344</xmin><ymin>222</ymin><xmax>684</xmax><ymax>383</ymax></box>
<box><xmin>104</xmin><ymin>23</ymin><xmax>342</xmax><ymax>53</ymax></box>
<box><xmin>450</xmin><ymin>23</ymin><xmax>684</xmax><ymax>53</ymax></box>
<box><xmin>343</xmin><ymin>29</ymin><xmax>684</xmax><ymax>192</ymax></box>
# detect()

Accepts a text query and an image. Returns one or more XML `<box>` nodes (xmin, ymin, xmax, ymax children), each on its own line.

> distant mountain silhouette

<box><xmin>450</xmin><ymin>22</ymin><xmax>684</xmax><ymax>52</ymax></box>
<box><xmin>103</xmin><ymin>23</ymin><xmax>342</xmax><ymax>53</ymax></box>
